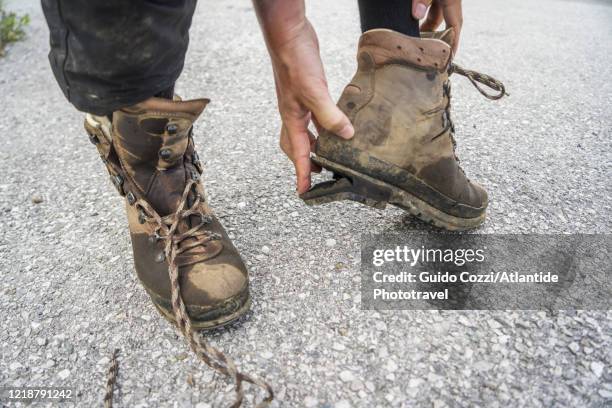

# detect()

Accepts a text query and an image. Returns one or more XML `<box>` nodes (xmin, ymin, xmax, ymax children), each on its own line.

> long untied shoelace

<box><xmin>440</xmin><ymin>63</ymin><xmax>508</xmax><ymax>164</ymax></box>
<box><xmin>450</xmin><ymin>63</ymin><xmax>508</xmax><ymax>101</ymax></box>
<box><xmin>103</xmin><ymin>179</ymin><xmax>274</xmax><ymax>408</ymax></box>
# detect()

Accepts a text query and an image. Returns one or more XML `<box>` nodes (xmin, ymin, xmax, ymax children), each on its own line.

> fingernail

<box><xmin>338</xmin><ymin>123</ymin><xmax>355</xmax><ymax>139</ymax></box>
<box><xmin>415</xmin><ymin>3</ymin><xmax>427</xmax><ymax>19</ymax></box>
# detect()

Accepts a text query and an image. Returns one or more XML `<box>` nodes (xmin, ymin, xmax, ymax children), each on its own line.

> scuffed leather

<box><xmin>317</xmin><ymin>29</ymin><xmax>487</xmax><ymax>211</ymax></box>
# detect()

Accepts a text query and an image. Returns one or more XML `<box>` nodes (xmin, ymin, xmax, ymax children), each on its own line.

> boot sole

<box><xmin>145</xmin><ymin>287</ymin><xmax>252</xmax><ymax>330</ymax></box>
<box><xmin>302</xmin><ymin>155</ymin><xmax>485</xmax><ymax>231</ymax></box>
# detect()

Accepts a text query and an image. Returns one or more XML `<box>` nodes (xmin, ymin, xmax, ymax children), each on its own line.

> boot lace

<box><xmin>135</xmin><ymin>179</ymin><xmax>220</xmax><ymax>257</ymax></box>
<box><xmin>449</xmin><ymin>63</ymin><xmax>508</xmax><ymax>101</ymax></box>
<box><xmin>104</xmin><ymin>182</ymin><xmax>274</xmax><ymax>407</ymax></box>
<box><xmin>440</xmin><ymin>63</ymin><xmax>508</xmax><ymax>166</ymax></box>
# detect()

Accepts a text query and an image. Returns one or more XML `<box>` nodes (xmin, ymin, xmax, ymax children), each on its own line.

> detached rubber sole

<box><xmin>301</xmin><ymin>155</ymin><xmax>486</xmax><ymax>231</ymax></box>
<box><xmin>145</xmin><ymin>287</ymin><xmax>252</xmax><ymax>330</ymax></box>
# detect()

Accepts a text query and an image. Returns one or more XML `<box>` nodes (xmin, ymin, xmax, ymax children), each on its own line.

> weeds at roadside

<box><xmin>0</xmin><ymin>0</ymin><xmax>29</xmax><ymax>57</ymax></box>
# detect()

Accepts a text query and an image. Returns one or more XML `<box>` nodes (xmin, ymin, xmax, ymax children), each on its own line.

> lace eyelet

<box><xmin>88</xmin><ymin>132</ymin><xmax>99</xmax><ymax>145</ymax></box>
<box><xmin>111</xmin><ymin>174</ymin><xmax>125</xmax><ymax>195</ymax></box>
<box><xmin>166</xmin><ymin>124</ymin><xmax>178</xmax><ymax>135</ymax></box>
<box><xmin>154</xmin><ymin>252</ymin><xmax>166</xmax><ymax>263</ymax></box>
<box><xmin>138</xmin><ymin>210</ymin><xmax>147</xmax><ymax>224</ymax></box>
<box><xmin>159</xmin><ymin>149</ymin><xmax>172</xmax><ymax>161</ymax></box>
<box><xmin>148</xmin><ymin>233</ymin><xmax>161</xmax><ymax>244</ymax></box>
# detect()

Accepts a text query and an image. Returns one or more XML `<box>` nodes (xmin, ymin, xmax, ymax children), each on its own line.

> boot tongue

<box><xmin>147</xmin><ymin>161</ymin><xmax>207</xmax><ymax>258</ymax></box>
<box><xmin>121</xmin><ymin>97</ymin><xmax>209</xmax><ymax>217</ymax></box>
<box><xmin>421</xmin><ymin>27</ymin><xmax>455</xmax><ymax>48</ymax></box>
<box><xmin>133</xmin><ymin>98</ymin><xmax>209</xmax><ymax>257</ymax></box>
<box><xmin>114</xmin><ymin>95</ymin><xmax>212</xmax><ymax>258</ymax></box>
<box><xmin>146</xmin><ymin>161</ymin><xmax>191</xmax><ymax>217</ymax></box>
<box><xmin>438</xmin><ymin>28</ymin><xmax>455</xmax><ymax>48</ymax></box>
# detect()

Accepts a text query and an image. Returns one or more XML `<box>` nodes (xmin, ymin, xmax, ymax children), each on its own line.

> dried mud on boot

<box><xmin>84</xmin><ymin>98</ymin><xmax>273</xmax><ymax>407</ymax></box>
<box><xmin>302</xmin><ymin>155</ymin><xmax>486</xmax><ymax>231</ymax></box>
<box><xmin>302</xmin><ymin>28</ymin><xmax>506</xmax><ymax>231</ymax></box>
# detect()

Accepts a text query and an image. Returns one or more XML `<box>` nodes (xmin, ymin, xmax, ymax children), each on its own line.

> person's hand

<box><xmin>269</xmin><ymin>19</ymin><xmax>354</xmax><ymax>194</ymax></box>
<box><xmin>253</xmin><ymin>0</ymin><xmax>355</xmax><ymax>194</ymax></box>
<box><xmin>412</xmin><ymin>0</ymin><xmax>463</xmax><ymax>54</ymax></box>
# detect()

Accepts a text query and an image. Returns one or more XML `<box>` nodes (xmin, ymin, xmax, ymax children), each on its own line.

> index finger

<box><xmin>281</xmin><ymin>123</ymin><xmax>314</xmax><ymax>194</ymax></box>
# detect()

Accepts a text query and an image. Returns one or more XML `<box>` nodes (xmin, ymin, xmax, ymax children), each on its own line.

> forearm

<box><xmin>252</xmin><ymin>0</ymin><xmax>308</xmax><ymax>58</ymax></box>
<box><xmin>252</xmin><ymin>0</ymin><xmax>353</xmax><ymax>194</ymax></box>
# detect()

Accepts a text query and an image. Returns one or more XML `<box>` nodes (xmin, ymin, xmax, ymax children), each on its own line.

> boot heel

<box><xmin>301</xmin><ymin>155</ymin><xmax>392</xmax><ymax>209</ymax></box>
<box><xmin>301</xmin><ymin>174</ymin><xmax>390</xmax><ymax>210</ymax></box>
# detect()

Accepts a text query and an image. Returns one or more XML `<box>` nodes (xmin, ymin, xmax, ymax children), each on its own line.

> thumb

<box><xmin>309</xmin><ymin>93</ymin><xmax>354</xmax><ymax>140</ymax></box>
<box><xmin>412</xmin><ymin>0</ymin><xmax>432</xmax><ymax>20</ymax></box>
<box><xmin>420</xmin><ymin>3</ymin><xmax>444</xmax><ymax>32</ymax></box>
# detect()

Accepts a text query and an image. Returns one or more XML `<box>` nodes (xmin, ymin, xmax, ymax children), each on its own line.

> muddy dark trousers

<box><xmin>42</xmin><ymin>0</ymin><xmax>425</xmax><ymax>116</ymax></box>
<box><xmin>41</xmin><ymin>0</ymin><xmax>196</xmax><ymax>115</ymax></box>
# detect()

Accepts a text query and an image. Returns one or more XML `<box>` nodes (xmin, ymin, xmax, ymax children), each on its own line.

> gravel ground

<box><xmin>1</xmin><ymin>0</ymin><xmax>611</xmax><ymax>407</ymax></box>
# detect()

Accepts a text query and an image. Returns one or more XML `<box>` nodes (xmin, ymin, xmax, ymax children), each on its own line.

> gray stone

<box><xmin>57</xmin><ymin>369</ymin><xmax>70</xmax><ymax>380</ymax></box>
<box><xmin>339</xmin><ymin>370</ymin><xmax>354</xmax><ymax>382</ymax></box>
<box><xmin>334</xmin><ymin>400</ymin><xmax>351</xmax><ymax>408</ymax></box>
<box><xmin>325</xmin><ymin>238</ymin><xmax>337</xmax><ymax>247</ymax></box>
<box><xmin>304</xmin><ymin>396</ymin><xmax>318</xmax><ymax>407</ymax></box>
<box><xmin>590</xmin><ymin>361</ymin><xmax>604</xmax><ymax>377</ymax></box>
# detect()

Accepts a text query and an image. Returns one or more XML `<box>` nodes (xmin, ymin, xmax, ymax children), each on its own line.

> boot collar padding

<box><xmin>121</xmin><ymin>97</ymin><xmax>210</xmax><ymax>120</ymax></box>
<box><xmin>421</xmin><ymin>27</ymin><xmax>455</xmax><ymax>46</ymax></box>
<box><xmin>359</xmin><ymin>29</ymin><xmax>452</xmax><ymax>72</ymax></box>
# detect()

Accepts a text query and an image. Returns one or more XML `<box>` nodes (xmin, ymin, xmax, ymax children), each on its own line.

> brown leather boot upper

<box><xmin>85</xmin><ymin>97</ymin><xmax>249</xmax><ymax>325</ymax></box>
<box><xmin>316</xmin><ymin>29</ymin><xmax>495</xmax><ymax>215</ymax></box>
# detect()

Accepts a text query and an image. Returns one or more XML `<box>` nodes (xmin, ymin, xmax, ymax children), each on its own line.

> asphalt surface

<box><xmin>1</xmin><ymin>0</ymin><xmax>611</xmax><ymax>407</ymax></box>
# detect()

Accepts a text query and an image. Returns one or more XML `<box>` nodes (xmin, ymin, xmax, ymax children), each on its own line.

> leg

<box><xmin>41</xmin><ymin>1</ymin><xmax>273</xmax><ymax>404</ymax></box>
<box><xmin>41</xmin><ymin>0</ymin><xmax>195</xmax><ymax>115</ymax></box>
<box><xmin>43</xmin><ymin>0</ymin><xmax>251</xmax><ymax>326</ymax></box>
<box><xmin>358</xmin><ymin>0</ymin><xmax>420</xmax><ymax>37</ymax></box>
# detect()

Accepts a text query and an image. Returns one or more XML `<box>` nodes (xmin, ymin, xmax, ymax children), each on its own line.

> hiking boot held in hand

<box><xmin>84</xmin><ymin>97</ymin><xmax>250</xmax><ymax>329</ymax></box>
<box><xmin>301</xmin><ymin>28</ymin><xmax>507</xmax><ymax>231</ymax></box>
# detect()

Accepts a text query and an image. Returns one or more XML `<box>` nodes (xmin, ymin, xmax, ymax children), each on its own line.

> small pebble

<box><xmin>325</xmin><ymin>238</ymin><xmax>337</xmax><ymax>247</ymax></box>
<box><xmin>57</xmin><ymin>369</ymin><xmax>70</xmax><ymax>380</ymax></box>
<box><xmin>591</xmin><ymin>361</ymin><xmax>604</xmax><ymax>377</ymax></box>
<box><xmin>339</xmin><ymin>370</ymin><xmax>354</xmax><ymax>382</ymax></box>
<box><xmin>304</xmin><ymin>396</ymin><xmax>318</xmax><ymax>407</ymax></box>
<box><xmin>9</xmin><ymin>362</ymin><xmax>22</xmax><ymax>371</ymax></box>
<box><xmin>332</xmin><ymin>343</ymin><xmax>346</xmax><ymax>351</ymax></box>
<box><xmin>334</xmin><ymin>399</ymin><xmax>351</xmax><ymax>408</ymax></box>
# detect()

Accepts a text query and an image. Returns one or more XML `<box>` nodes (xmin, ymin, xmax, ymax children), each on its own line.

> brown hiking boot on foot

<box><xmin>84</xmin><ymin>97</ymin><xmax>250</xmax><ymax>329</ymax></box>
<box><xmin>301</xmin><ymin>29</ymin><xmax>507</xmax><ymax>231</ymax></box>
